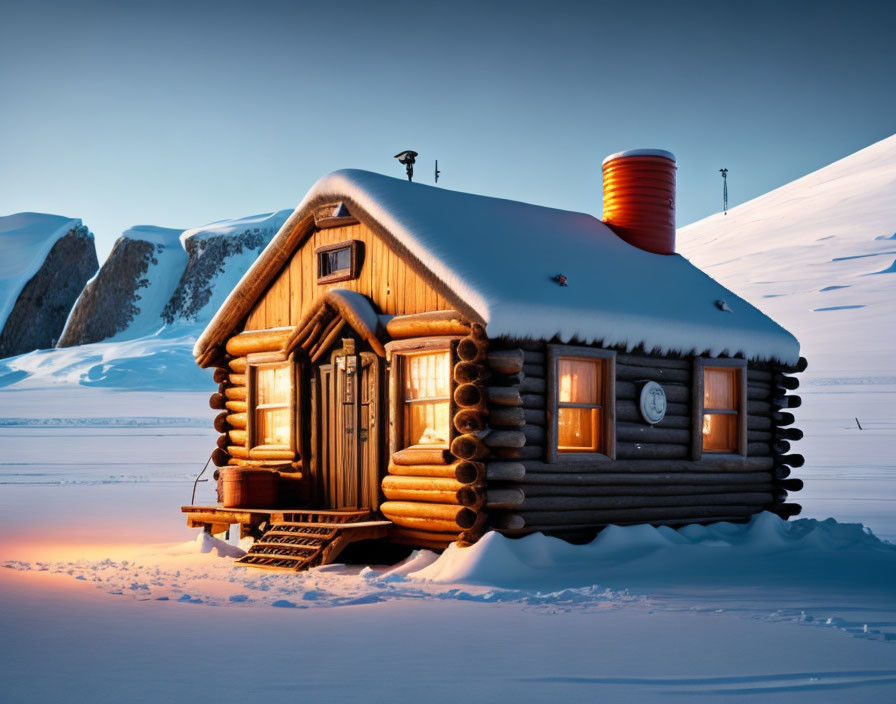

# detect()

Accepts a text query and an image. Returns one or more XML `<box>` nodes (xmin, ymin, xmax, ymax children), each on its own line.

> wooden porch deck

<box><xmin>182</xmin><ymin>505</ymin><xmax>381</xmax><ymax>531</ymax></box>
<box><xmin>182</xmin><ymin>505</ymin><xmax>392</xmax><ymax>572</ymax></box>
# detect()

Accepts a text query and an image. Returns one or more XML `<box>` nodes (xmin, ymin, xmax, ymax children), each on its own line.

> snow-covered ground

<box><xmin>1</xmin><ymin>391</ymin><xmax>895</xmax><ymax>702</ymax></box>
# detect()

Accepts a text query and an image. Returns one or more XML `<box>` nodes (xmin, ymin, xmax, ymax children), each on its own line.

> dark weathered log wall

<box><xmin>483</xmin><ymin>339</ymin><xmax>805</xmax><ymax>535</ymax></box>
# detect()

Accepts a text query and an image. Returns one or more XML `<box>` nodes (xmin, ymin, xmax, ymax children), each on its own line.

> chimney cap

<box><xmin>602</xmin><ymin>149</ymin><xmax>675</xmax><ymax>166</ymax></box>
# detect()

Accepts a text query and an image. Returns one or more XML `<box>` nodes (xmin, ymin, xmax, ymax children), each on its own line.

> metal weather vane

<box><xmin>394</xmin><ymin>150</ymin><xmax>418</xmax><ymax>182</ymax></box>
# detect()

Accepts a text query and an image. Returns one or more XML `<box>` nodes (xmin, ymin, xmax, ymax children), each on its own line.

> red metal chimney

<box><xmin>601</xmin><ymin>149</ymin><xmax>676</xmax><ymax>255</ymax></box>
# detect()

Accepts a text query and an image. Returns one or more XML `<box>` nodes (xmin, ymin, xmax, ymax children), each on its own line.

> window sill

<box><xmin>249</xmin><ymin>446</ymin><xmax>296</xmax><ymax>460</ymax></box>
<box><xmin>554</xmin><ymin>451</ymin><xmax>614</xmax><ymax>464</ymax></box>
<box><xmin>317</xmin><ymin>271</ymin><xmax>355</xmax><ymax>285</ymax></box>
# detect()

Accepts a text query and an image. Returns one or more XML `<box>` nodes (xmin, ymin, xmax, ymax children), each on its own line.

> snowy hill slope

<box><xmin>0</xmin><ymin>213</ymin><xmax>98</xmax><ymax>357</ymax></box>
<box><xmin>679</xmin><ymin>134</ymin><xmax>896</xmax><ymax>380</ymax></box>
<box><xmin>679</xmin><ymin>135</ymin><xmax>896</xmax><ymax>529</ymax></box>
<box><xmin>58</xmin><ymin>225</ymin><xmax>187</xmax><ymax>346</ymax></box>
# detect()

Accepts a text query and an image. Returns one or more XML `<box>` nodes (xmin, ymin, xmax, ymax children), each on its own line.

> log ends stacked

<box><xmin>442</xmin><ymin>325</ymin><xmax>492</xmax><ymax>543</ymax></box>
<box><xmin>747</xmin><ymin>357</ymin><xmax>808</xmax><ymax>520</ymax></box>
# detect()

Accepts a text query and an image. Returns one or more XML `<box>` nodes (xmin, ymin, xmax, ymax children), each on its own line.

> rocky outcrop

<box><xmin>58</xmin><ymin>226</ymin><xmax>186</xmax><ymax>347</ymax></box>
<box><xmin>0</xmin><ymin>224</ymin><xmax>98</xmax><ymax>357</ymax></box>
<box><xmin>161</xmin><ymin>211</ymin><xmax>291</xmax><ymax>324</ymax></box>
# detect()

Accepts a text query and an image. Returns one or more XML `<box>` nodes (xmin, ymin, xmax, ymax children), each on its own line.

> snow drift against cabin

<box><xmin>200</xmin><ymin>170</ymin><xmax>799</xmax><ymax>365</ymax></box>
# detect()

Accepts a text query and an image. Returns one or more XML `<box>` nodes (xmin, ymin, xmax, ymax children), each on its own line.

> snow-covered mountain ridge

<box><xmin>0</xmin><ymin>210</ymin><xmax>291</xmax><ymax>389</ymax></box>
<box><xmin>0</xmin><ymin>213</ymin><xmax>98</xmax><ymax>357</ymax></box>
<box><xmin>59</xmin><ymin>210</ymin><xmax>292</xmax><ymax>347</ymax></box>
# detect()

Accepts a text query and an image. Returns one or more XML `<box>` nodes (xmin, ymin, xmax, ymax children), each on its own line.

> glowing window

<box><xmin>402</xmin><ymin>351</ymin><xmax>451</xmax><ymax>448</ymax></box>
<box><xmin>253</xmin><ymin>364</ymin><xmax>292</xmax><ymax>447</ymax></box>
<box><xmin>557</xmin><ymin>358</ymin><xmax>605</xmax><ymax>453</ymax></box>
<box><xmin>702</xmin><ymin>367</ymin><xmax>740</xmax><ymax>453</ymax></box>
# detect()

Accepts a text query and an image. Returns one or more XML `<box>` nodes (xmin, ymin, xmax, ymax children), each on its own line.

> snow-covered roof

<box><xmin>0</xmin><ymin>212</ymin><xmax>83</xmax><ymax>330</ymax></box>
<box><xmin>197</xmin><ymin>170</ymin><xmax>800</xmax><ymax>365</ymax></box>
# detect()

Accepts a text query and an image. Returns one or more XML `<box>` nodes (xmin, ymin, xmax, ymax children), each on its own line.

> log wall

<box><xmin>209</xmin><ymin>267</ymin><xmax>805</xmax><ymax>546</ymax></box>
<box><xmin>482</xmin><ymin>338</ymin><xmax>805</xmax><ymax>535</ymax></box>
<box><xmin>209</xmin><ymin>332</ymin><xmax>304</xmax><ymax>498</ymax></box>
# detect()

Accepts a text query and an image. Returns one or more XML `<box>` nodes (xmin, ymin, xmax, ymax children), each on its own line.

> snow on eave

<box><xmin>194</xmin><ymin>170</ymin><xmax>800</xmax><ymax>366</ymax></box>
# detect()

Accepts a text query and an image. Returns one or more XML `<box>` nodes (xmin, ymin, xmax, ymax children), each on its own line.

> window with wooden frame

<box><xmin>398</xmin><ymin>350</ymin><xmax>451</xmax><ymax>449</ymax></box>
<box><xmin>250</xmin><ymin>362</ymin><xmax>293</xmax><ymax>449</ymax></box>
<box><xmin>315</xmin><ymin>240</ymin><xmax>362</xmax><ymax>284</ymax></box>
<box><xmin>547</xmin><ymin>345</ymin><xmax>616</xmax><ymax>462</ymax></box>
<box><xmin>694</xmin><ymin>358</ymin><xmax>747</xmax><ymax>457</ymax></box>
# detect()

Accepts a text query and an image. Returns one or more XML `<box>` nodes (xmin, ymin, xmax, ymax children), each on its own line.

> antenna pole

<box><xmin>719</xmin><ymin>168</ymin><xmax>728</xmax><ymax>215</ymax></box>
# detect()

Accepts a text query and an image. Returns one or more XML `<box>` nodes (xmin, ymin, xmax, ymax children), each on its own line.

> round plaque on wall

<box><xmin>639</xmin><ymin>381</ymin><xmax>667</xmax><ymax>424</ymax></box>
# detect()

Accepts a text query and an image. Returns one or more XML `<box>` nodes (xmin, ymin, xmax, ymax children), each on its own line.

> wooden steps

<box><xmin>234</xmin><ymin>510</ymin><xmax>390</xmax><ymax>572</ymax></box>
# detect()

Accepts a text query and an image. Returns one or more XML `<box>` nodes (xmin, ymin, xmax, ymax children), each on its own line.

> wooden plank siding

<box><xmin>244</xmin><ymin>222</ymin><xmax>452</xmax><ymax>331</ymax></box>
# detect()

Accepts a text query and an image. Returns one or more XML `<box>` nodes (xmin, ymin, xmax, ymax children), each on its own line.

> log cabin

<box><xmin>184</xmin><ymin>149</ymin><xmax>806</xmax><ymax>571</ymax></box>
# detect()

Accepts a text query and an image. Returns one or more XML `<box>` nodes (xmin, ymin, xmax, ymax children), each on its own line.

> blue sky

<box><xmin>2</xmin><ymin>0</ymin><xmax>894</xmax><ymax>260</ymax></box>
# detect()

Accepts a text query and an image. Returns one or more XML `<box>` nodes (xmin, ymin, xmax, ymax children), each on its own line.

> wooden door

<box><xmin>315</xmin><ymin>345</ymin><xmax>380</xmax><ymax>509</ymax></box>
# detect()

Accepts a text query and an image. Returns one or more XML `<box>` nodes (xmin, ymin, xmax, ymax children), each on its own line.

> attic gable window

<box><xmin>547</xmin><ymin>345</ymin><xmax>616</xmax><ymax>463</ymax></box>
<box><xmin>316</xmin><ymin>240</ymin><xmax>362</xmax><ymax>284</ymax></box>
